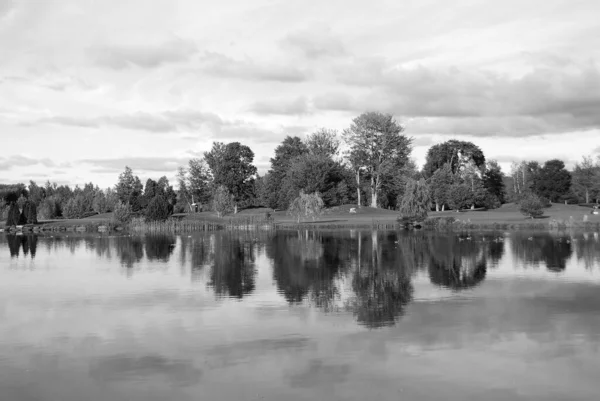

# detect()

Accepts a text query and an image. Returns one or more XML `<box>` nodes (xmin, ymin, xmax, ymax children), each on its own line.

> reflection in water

<box><xmin>511</xmin><ymin>232</ymin><xmax>573</xmax><ymax>271</ymax></box>
<box><xmin>145</xmin><ymin>235</ymin><xmax>176</xmax><ymax>262</ymax></box>
<box><xmin>207</xmin><ymin>233</ymin><xmax>257</xmax><ymax>299</ymax></box>
<box><xmin>6</xmin><ymin>235</ymin><xmax>38</xmax><ymax>259</ymax></box>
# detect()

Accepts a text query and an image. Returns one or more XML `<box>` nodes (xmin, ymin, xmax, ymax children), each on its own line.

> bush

<box><xmin>287</xmin><ymin>191</ymin><xmax>324</xmax><ymax>223</ymax></box>
<box><xmin>482</xmin><ymin>193</ymin><xmax>501</xmax><ymax>210</ymax></box>
<box><xmin>145</xmin><ymin>195</ymin><xmax>171</xmax><ymax>222</ymax></box>
<box><xmin>519</xmin><ymin>195</ymin><xmax>544</xmax><ymax>218</ymax></box>
<box><xmin>213</xmin><ymin>185</ymin><xmax>234</xmax><ymax>218</ymax></box>
<box><xmin>398</xmin><ymin>178</ymin><xmax>431</xmax><ymax>221</ymax></box>
<box><xmin>112</xmin><ymin>201</ymin><xmax>133</xmax><ymax>224</ymax></box>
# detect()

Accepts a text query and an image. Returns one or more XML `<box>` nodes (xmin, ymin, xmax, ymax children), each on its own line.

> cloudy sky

<box><xmin>1</xmin><ymin>0</ymin><xmax>600</xmax><ymax>188</ymax></box>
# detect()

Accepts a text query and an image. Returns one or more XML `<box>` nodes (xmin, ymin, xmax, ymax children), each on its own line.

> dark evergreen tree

<box><xmin>145</xmin><ymin>195</ymin><xmax>171</xmax><ymax>222</ymax></box>
<box><xmin>483</xmin><ymin>160</ymin><xmax>506</xmax><ymax>205</ymax></box>
<box><xmin>533</xmin><ymin>159</ymin><xmax>572</xmax><ymax>202</ymax></box>
<box><xmin>6</xmin><ymin>203</ymin><xmax>20</xmax><ymax>226</ymax></box>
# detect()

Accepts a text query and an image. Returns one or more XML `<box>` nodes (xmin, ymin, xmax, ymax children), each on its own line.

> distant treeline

<box><xmin>2</xmin><ymin>111</ymin><xmax>600</xmax><ymax>224</ymax></box>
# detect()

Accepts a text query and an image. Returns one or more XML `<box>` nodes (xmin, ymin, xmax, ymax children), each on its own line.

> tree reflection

<box><xmin>145</xmin><ymin>235</ymin><xmax>175</xmax><ymax>262</ymax></box>
<box><xmin>426</xmin><ymin>235</ymin><xmax>488</xmax><ymax>291</ymax></box>
<box><xmin>574</xmin><ymin>232</ymin><xmax>600</xmax><ymax>270</ymax></box>
<box><xmin>5</xmin><ymin>235</ymin><xmax>38</xmax><ymax>258</ymax></box>
<box><xmin>510</xmin><ymin>233</ymin><xmax>572</xmax><ymax>272</ymax></box>
<box><xmin>114</xmin><ymin>236</ymin><xmax>144</xmax><ymax>268</ymax></box>
<box><xmin>207</xmin><ymin>233</ymin><xmax>256</xmax><ymax>299</ymax></box>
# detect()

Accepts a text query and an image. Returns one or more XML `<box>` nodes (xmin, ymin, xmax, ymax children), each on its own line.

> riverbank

<box><xmin>1</xmin><ymin>203</ymin><xmax>598</xmax><ymax>233</ymax></box>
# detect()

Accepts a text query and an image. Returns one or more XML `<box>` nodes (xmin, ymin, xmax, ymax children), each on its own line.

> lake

<box><xmin>1</xmin><ymin>229</ymin><xmax>600</xmax><ymax>400</ymax></box>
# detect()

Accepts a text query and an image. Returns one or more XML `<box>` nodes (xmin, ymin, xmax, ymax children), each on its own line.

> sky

<box><xmin>1</xmin><ymin>0</ymin><xmax>600</xmax><ymax>189</ymax></box>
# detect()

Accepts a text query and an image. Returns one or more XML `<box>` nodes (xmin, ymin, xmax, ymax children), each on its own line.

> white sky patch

<box><xmin>1</xmin><ymin>0</ymin><xmax>600</xmax><ymax>187</ymax></box>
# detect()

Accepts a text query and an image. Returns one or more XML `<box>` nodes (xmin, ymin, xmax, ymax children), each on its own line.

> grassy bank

<box><xmin>2</xmin><ymin>203</ymin><xmax>598</xmax><ymax>233</ymax></box>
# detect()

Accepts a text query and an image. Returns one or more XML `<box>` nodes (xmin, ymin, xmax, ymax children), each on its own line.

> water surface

<box><xmin>1</xmin><ymin>230</ymin><xmax>600</xmax><ymax>400</ymax></box>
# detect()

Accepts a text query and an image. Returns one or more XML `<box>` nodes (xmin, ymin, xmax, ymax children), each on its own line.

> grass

<box><xmin>2</xmin><ymin>202</ymin><xmax>598</xmax><ymax>233</ymax></box>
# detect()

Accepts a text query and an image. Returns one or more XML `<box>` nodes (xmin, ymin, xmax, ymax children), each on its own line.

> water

<box><xmin>1</xmin><ymin>230</ymin><xmax>600</xmax><ymax>400</ymax></box>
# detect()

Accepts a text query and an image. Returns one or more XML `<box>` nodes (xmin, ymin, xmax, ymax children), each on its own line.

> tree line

<box><xmin>3</xmin><ymin>111</ymin><xmax>600</xmax><ymax>225</ymax></box>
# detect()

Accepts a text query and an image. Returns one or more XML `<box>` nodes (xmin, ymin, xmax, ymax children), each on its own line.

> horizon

<box><xmin>2</xmin><ymin>0</ymin><xmax>600</xmax><ymax>188</ymax></box>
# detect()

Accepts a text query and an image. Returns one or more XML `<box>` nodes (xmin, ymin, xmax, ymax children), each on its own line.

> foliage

<box><xmin>287</xmin><ymin>191</ymin><xmax>325</xmax><ymax>223</ymax></box>
<box><xmin>265</xmin><ymin>136</ymin><xmax>309</xmax><ymax>209</ymax></box>
<box><xmin>447</xmin><ymin>183</ymin><xmax>473</xmax><ymax>211</ymax></box>
<box><xmin>213</xmin><ymin>185</ymin><xmax>235</xmax><ymax>218</ymax></box>
<box><xmin>5</xmin><ymin>203</ymin><xmax>20</xmax><ymax>226</ymax></box>
<box><xmin>399</xmin><ymin>178</ymin><xmax>431</xmax><ymax>221</ymax></box>
<box><xmin>482</xmin><ymin>193</ymin><xmax>501</xmax><ymax>210</ymax></box>
<box><xmin>519</xmin><ymin>194</ymin><xmax>544</xmax><ymax>218</ymax></box>
<box><xmin>430</xmin><ymin>163</ymin><xmax>453</xmax><ymax>211</ymax></box>
<box><xmin>305</xmin><ymin>128</ymin><xmax>340</xmax><ymax>158</ymax></box>
<box><xmin>115</xmin><ymin>166</ymin><xmax>143</xmax><ymax>208</ymax></box>
<box><xmin>533</xmin><ymin>159</ymin><xmax>571</xmax><ymax>202</ymax></box>
<box><xmin>22</xmin><ymin>200</ymin><xmax>38</xmax><ymax>224</ymax></box>
<box><xmin>145</xmin><ymin>195</ymin><xmax>171</xmax><ymax>222</ymax></box>
<box><xmin>343</xmin><ymin>112</ymin><xmax>412</xmax><ymax>207</ymax></box>
<box><xmin>205</xmin><ymin>142</ymin><xmax>257</xmax><ymax>213</ymax></box>
<box><xmin>112</xmin><ymin>201</ymin><xmax>133</xmax><ymax>224</ymax></box>
<box><xmin>572</xmin><ymin>155</ymin><xmax>600</xmax><ymax>204</ymax></box>
<box><xmin>16</xmin><ymin>195</ymin><xmax>27</xmax><ymax>210</ymax></box>
<box><xmin>483</xmin><ymin>160</ymin><xmax>506</xmax><ymax>204</ymax></box>
<box><xmin>92</xmin><ymin>191</ymin><xmax>109</xmax><ymax>213</ymax></box>
<box><xmin>63</xmin><ymin>195</ymin><xmax>87</xmax><ymax>219</ymax></box>
<box><xmin>38</xmin><ymin>196</ymin><xmax>61</xmax><ymax>220</ymax></box>
<box><xmin>423</xmin><ymin>140</ymin><xmax>485</xmax><ymax>178</ymax></box>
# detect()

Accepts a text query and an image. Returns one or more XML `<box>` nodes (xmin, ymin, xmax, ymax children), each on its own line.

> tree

<box><xmin>266</xmin><ymin>136</ymin><xmax>309</xmax><ymax>209</ymax></box>
<box><xmin>399</xmin><ymin>178</ymin><xmax>431</xmax><ymax>221</ymax></box>
<box><xmin>205</xmin><ymin>142</ymin><xmax>257</xmax><ymax>214</ymax></box>
<box><xmin>447</xmin><ymin>183</ymin><xmax>473</xmax><ymax>211</ymax></box>
<box><xmin>430</xmin><ymin>163</ymin><xmax>453</xmax><ymax>211</ymax></box>
<box><xmin>533</xmin><ymin>159</ymin><xmax>572</xmax><ymax>202</ymax></box>
<box><xmin>343</xmin><ymin>112</ymin><xmax>412</xmax><ymax>208</ymax></box>
<box><xmin>287</xmin><ymin>191</ymin><xmax>324</xmax><ymax>223</ymax></box>
<box><xmin>305</xmin><ymin>128</ymin><xmax>340</xmax><ymax>158</ymax></box>
<box><xmin>38</xmin><ymin>197</ymin><xmax>60</xmax><ymax>220</ymax></box>
<box><xmin>483</xmin><ymin>160</ymin><xmax>506</xmax><ymax>205</ymax></box>
<box><xmin>423</xmin><ymin>140</ymin><xmax>485</xmax><ymax>178</ymax></box>
<box><xmin>213</xmin><ymin>185</ymin><xmax>234</xmax><ymax>218</ymax></box>
<box><xmin>145</xmin><ymin>195</ymin><xmax>171</xmax><ymax>222</ymax></box>
<box><xmin>22</xmin><ymin>200</ymin><xmax>37</xmax><ymax>224</ymax></box>
<box><xmin>519</xmin><ymin>194</ymin><xmax>544</xmax><ymax>218</ymax></box>
<box><xmin>6</xmin><ymin>203</ymin><xmax>20</xmax><ymax>226</ymax></box>
<box><xmin>572</xmin><ymin>156</ymin><xmax>600</xmax><ymax>204</ymax></box>
<box><xmin>115</xmin><ymin>166</ymin><xmax>143</xmax><ymax>208</ymax></box>
<box><xmin>112</xmin><ymin>201</ymin><xmax>132</xmax><ymax>224</ymax></box>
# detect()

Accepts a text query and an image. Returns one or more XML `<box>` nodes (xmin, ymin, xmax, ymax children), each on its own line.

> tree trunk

<box><xmin>586</xmin><ymin>189</ymin><xmax>589</xmax><ymax>204</ymax></box>
<box><xmin>234</xmin><ymin>204</ymin><xmax>238</xmax><ymax>214</ymax></box>
<box><xmin>435</xmin><ymin>202</ymin><xmax>440</xmax><ymax>212</ymax></box>
<box><xmin>471</xmin><ymin>204</ymin><xmax>475</xmax><ymax>210</ymax></box>
<box><xmin>370</xmin><ymin>176</ymin><xmax>377</xmax><ymax>208</ymax></box>
<box><xmin>442</xmin><ymin>204</ymin><xmax>445</xmax><ymax>211</ymax></box>
<box><xmin>356</xmin><ymin>170</ymin><xmax>361</xmax><ymax>207</ymax></box>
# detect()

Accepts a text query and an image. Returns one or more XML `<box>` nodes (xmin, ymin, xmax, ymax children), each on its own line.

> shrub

<box><xmin>399</xmin><ymin>178</ymin><xmax>431</xmax><ymax>222</ymax></box>
<box><xmin>539</xmin><ymin>197</ymin><xmax>552</xmax><ymax>208</ymax></box>
<box><xmin>519</xmin><ymin>195</ymin><xmax>544</xmax><ymax>218</ymax></box>
<box><xmin>482</xmin><ymin>193</ymin><xmax>501</xmax><ymax>210</ymax></box>
<box><xmin>112</xmin><ymin>201</ymin><xmax>133</xmax><ymax>225</ymax></box>
<box><xmin>6</xmin><ymin>203</ymin><xmax>20</xmax><ymax>226</ymax></box>
<box><xmin>288</xmin><ymin>191</ymin><xmax>324</xmax><ymax>223</ymax></box>
<box><xmin>145</xmin><ymin>195</ymin><xmax>171</xmax><ymax>222</ymax></box>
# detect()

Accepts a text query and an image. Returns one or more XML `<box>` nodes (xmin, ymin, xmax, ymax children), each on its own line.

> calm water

<box><xmin>1</xmin><ymin>230</ymin><xmax>600</xmax><ymax>401</ymax></box>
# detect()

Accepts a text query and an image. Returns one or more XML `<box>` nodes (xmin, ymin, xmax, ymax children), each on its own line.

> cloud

<box><xmin>36</xmin><ymin>110</ymin><xmax>223</xmax><ymax>133</ymax></box>
<box><xmin>80</xmin><ymin>157</ymin><xmax>187</xmax><ymax>173</ymax></box>
<box><xmin>314</xmin><ymin>61</ymin><xmax>600</xmax><ymax>136</ymax></box>
<box><xmin>249</xmin><ymin>96</ymin><xmax>310</xmax><ymax>115</ymax></box>
<box><xmin>197</xmin><ymin>51</ymin><xmax>308</xmax><ymax>82</ymax></box>
<box><xmin>89</xmin><ymin>38</ymin><xmax>198</xmax><ymax>69</ymax></box>
<box><xmin>281</xmin><ymin>26</ymin><xmax>346</xmax><ymax>59</ymax></box>
<box><xmin>0</xmin><ymin>0</ymin><xmax>14</xmax><ymax>19</ymax></box>
<box><xmin>0</xmin><ymin>155</ymin><xmax>56</xmax><ymax>171</ymax></box>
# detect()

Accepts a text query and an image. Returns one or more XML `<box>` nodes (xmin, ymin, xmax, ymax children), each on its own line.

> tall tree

<box><xmin>533</xmin><ymin>159</ymin><xmax>572</xmax><ymax>203</ymax></box>
<box><xmin>205</xmin><ymin>142</ymin><xmax>257</xmax><ymax>213</ymax></box>
<box><xmin>483</xmin><ymin>160</ymin><xmax>506</xmax><ymax>204</ymax></box>
<box><xmin>399</xmin><ymin>178</ymin><xmax>431</xmax><ymax>221</ymax></box>
<box><xmin>115</xmin><ymin>166</ymin><xmax>142</xmax><ymax>209</ymax></box>
<box><xmin>430</xmin><ymin>163</ymin><xmax>453</xmax><ymax>211</ymax></box>
<box><xmin>423</xmin><ymin>140</ymin><xmax>485</xmax><ymax>178</ymax></box>
<box><xmin>265</xmin><ymin>136</ymin><xmax>309</xmax><ymax>209</ymax></box>
<box><xmin>572</xmin><ymin>155</ymin><xmax>600</xmax><ymax>204</ymax></box>
<box><xmin>342</xmin><ymin>112</ymin><xmax>412</xmax><ymax>208</ymax></box>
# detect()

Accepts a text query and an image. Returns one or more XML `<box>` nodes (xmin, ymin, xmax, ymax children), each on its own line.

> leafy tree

<box><xmin>112</xmin><ymin>201</ymin><xmax>133</xmax><ymax>225</ymax></box>
<box><xmin>265</xmin><ymin>136</ymin><xmax>309</xmax><ymax>209</ymax></box>
<box><xmin>509</xmin><ymin>160</ymin><xmax>540</xmax><ymax>199</ymax></box>
<box><xmin>205</xmin><ymin>142</ymin><xmax>257</xmax><ymax>214</ymax></box>
<box><xmin>447</xmin><ymin>183</ymin><xmax>473</xmax><ymax>211</ymax></box>
<box><xmin>92</xmin><ymin>191</ymin><xmax>109</xmax><ymax>213</ymax></box>
<box><xmin>533</xmin><ymin>159</ymin><xmax>571</xmax><ymax>202</ymax></box>
<box><xmin>572</xmin><ymin>155</ymin><xmax>600</xmax><ymax>204</ymax></box>
<box><xmin>423</xmin><ymin>140</ymin><xmax>485</xmax><ymax>178</ymax></box>
<box><xmin>27</xmin><ymin>180</ymin><xmax>45</xmax><ymax>205</ymax></box>
<box><xmin>115</xmin><ymin>166</ymin><xmax>143</xmax><ymax>209</ymax></box>
<box><xmin>342</xmin><ymin>112</ymin><xmax>412</xmax><ymax>208</ymax></box>
<box><xmin>38</xmin><ymin>196</ymin><xmax>60</xmax><ymax>220</ymax></box>
<box><xmin>287</xmin><ymin>191</ymin><xmax>324</xmax><ymax>223</ymax></box>
<box><xmin>399</xmin><ymin>178</ymin><xmax>431</xmax><ymax>221</ymax></box>
<box><xmin>483</xmin><ymin>160</ymin><xmax>506</xmax><ymax>205</ymax></box>
<box><xmin>213</xmin><ymin>185</ymin><xmax>234</xmax><ymax>217</ymax></box>
<box><xmin>430</xmin><ymin>163</ymin><xmax>453</xmax><ymax>211</ymax></box>
<box><xmin>22</xmin><ymin>201</ymin><xmax>37</xmax><ymax>224</ymax></box>
<box><xmin>519</xmin><ymin>194</ymin><xmax>544</xmax><ymax>218</ymax></box>
<box><xmin>63</xmin><ymin>195</ymin><xmax>86</xmax><ymax>219</ymax></box>
<box><xmin>305</xmin><ymin>128</ymin><xmax>340</xmax><ymax>158</ymax></box>
<box><xmin>145</xmin><ymin>195</ymin><xmax>171</xmax><ymax>222</ymax></box>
